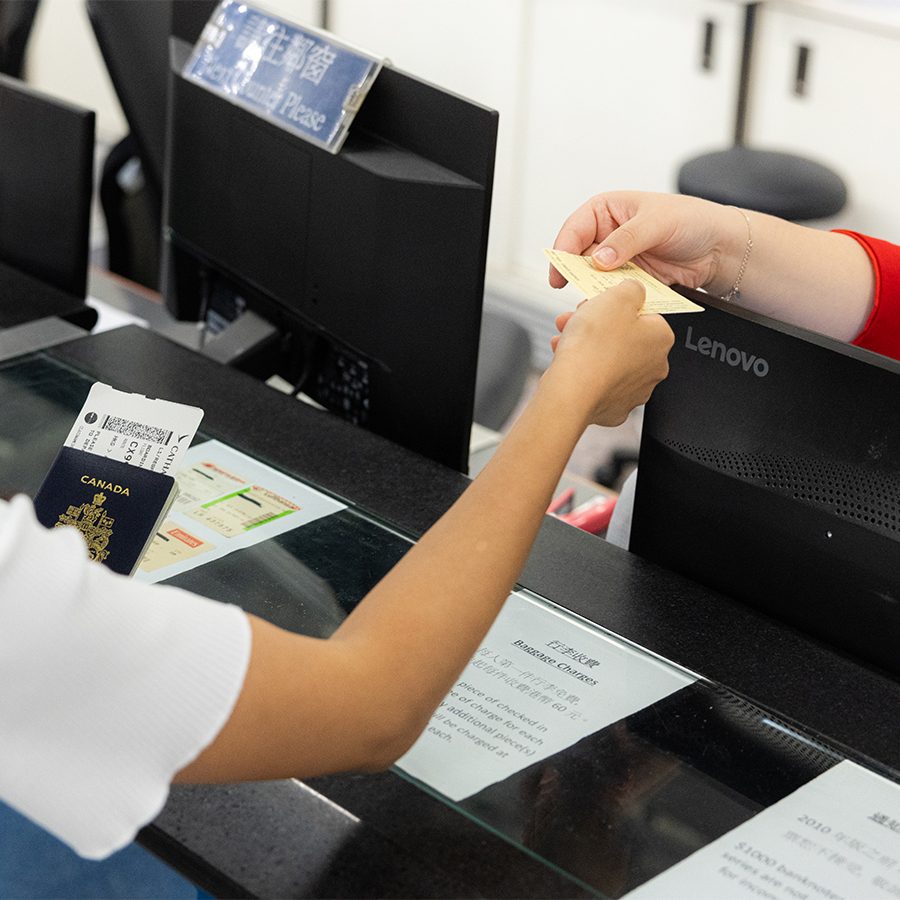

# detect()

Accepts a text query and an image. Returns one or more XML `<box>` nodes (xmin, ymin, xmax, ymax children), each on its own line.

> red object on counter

<box><xmin>556</xmin><ymin>494</ymin><xmax>617</xmax><ymax>534</ymax></box>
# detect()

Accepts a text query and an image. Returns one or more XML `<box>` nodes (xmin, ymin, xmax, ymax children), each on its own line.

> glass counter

<box><xmin>3</xmin><ymin>350</ymin><xmax>898</xmax><ymax>899</ymax></box>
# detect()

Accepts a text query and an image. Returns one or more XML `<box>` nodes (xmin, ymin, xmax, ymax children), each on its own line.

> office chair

<box><xmin>678</xmin><ymin>147</ymin><xmax>846</xmax><ymax>222</ymax></box>
<box><xmin>0</xmin><ymin>0</ymin><xmax>39</xmax><ymax>77</ymax></box>
<box><xmin>87</xmin><ymin>0</ymin><xmax>219</xmax><ymax>289</ymax></box>
<box><xmin>86</xmin><ymin>0</ymin><xmax>220</xmax><ymax>289</ymax></box>
<box><xmin>0</xmin><ymin>73</ymin><xmax>96</xmax><ymax>329</ymax></box>
<box><xmin>86</xmin><ymin>0</ymin><xmax>206</xmax><ymax>289</ymax></box>
<box><xmin>473</xmin><ymin>309</ymin><xmax>532</xmax><ymax>431</ymax></box>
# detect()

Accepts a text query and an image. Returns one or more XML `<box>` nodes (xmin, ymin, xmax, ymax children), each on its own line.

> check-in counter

<box><xmin>2</xmin><ymin>325</ymin><xmax>899</xmax><ymax>898</ymax></box>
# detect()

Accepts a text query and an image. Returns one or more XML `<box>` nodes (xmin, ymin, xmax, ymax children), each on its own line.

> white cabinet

<box><xmin>747</xmin><ymin>1</ymin><xmax>900</xmax><ymax>241</ymax></box>
<box><xmin>513</xmin><ymin>0</ymin><xmax>745</xmax><ymax>294</ymax></box>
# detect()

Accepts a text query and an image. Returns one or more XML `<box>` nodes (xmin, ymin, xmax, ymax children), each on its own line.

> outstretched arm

<box><xmin>176</xmin><ymin>281</ymin><xmax>673</xmax><ymax>783</ymax></box>
<box><xmin>550</xmin><ymin>191</ymin><xmax>874</xmax><ymax>342</ymax></box>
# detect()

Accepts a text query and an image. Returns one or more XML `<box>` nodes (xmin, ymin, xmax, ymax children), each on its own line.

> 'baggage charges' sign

<box><xmin>184</xmin><ymin>0</ymin><xmax>383</xmax><ymax>153</ymax></box>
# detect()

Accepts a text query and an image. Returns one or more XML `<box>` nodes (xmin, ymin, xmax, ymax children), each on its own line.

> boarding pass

<box><xmin>64</xmin><ymin>382</ymin><xmax>204</xmax><ymax>476</ymax></box>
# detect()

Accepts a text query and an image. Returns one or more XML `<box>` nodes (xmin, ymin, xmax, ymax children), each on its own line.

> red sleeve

<box><xmin>834</xmin><ymin>230</ymin><xmax>900</xmax><ymax>361</ymax></box>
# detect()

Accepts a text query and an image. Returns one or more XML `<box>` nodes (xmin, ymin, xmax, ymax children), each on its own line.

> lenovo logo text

<box><xmin>684</xmin><ymin>325</ymin><xmax>770</xmax><ymax>377</ymax></box>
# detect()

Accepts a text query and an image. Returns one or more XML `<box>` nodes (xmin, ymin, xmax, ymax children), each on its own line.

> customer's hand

<box><xmin>545</xmin><ymin>280</ymin><xmax>673</xmax><ymax>428</ymax></box>
<box><xmin>549</xmin><ymin>191</ymin><xmax>748</xmax><ymax>298</ymax></box>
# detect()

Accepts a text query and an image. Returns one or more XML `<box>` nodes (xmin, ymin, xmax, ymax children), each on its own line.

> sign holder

<box><xmin>183</xmin><ymin>1</ymin><xmax>384</xmax><ymax>153</ymax></box>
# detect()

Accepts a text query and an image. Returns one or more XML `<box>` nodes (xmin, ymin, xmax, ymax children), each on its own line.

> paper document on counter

<box><xmin>544</xmin><ymin>247</ymin><xmax>705</xmax><ymax>314</ymax></box>
<box><xmin>629</xmin><ymin>759</ymin><xmax>900</xmax><ymax>899</ymax></box>
<box><xmin>397</xmin><ymin>590</ymin><xmax>695</xmax><ymax>801</ymax></box>
<box><xmin>135</xmin><ymin>439</ymin><xmax>346</xmax><ymax>582</ymax></box>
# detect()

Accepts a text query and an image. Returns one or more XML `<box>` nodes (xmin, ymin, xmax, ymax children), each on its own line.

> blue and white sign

<box><xmin>183</xmin><ymin>1</ymin><xmax>384</xmax><ymax>153</ymax></box>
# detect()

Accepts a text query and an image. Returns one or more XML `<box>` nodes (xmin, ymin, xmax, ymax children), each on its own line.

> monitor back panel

<box><xmin>632</xmin><ymin>292</ymin><xmax>900</xmax><ymax>675</ymax></box>
<box><xmin>163</xmin><ymin>41</ymin><xmax>497</xmax><ymax>471</ymax></box>
<box><xmin>0</xmin><ymin>74</ymin><xmax>94</xmax><ymax>299</ymax></box>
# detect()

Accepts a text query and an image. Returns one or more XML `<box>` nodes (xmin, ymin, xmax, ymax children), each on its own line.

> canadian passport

<box><xmin>33</xmin><ymin>382</ymin><xmax>203</xmax><ymax>576</ymax></box>
<box><xmin>34</xmin><ymin>448</ymin><xmax>177</xmax><ymax>576</ymax></box>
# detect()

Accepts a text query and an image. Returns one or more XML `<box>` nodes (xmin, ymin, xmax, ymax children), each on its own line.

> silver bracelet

<box><xmin>721</xmin><ymin>207</ymin><xmax>753</xmax><ymax>303</ymax></box>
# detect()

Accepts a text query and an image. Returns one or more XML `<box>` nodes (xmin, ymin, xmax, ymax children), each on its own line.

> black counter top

<box><xmin>4</xmin><ymin>325</ymin><xmax>894</xmax><ymax>898</ymax></box>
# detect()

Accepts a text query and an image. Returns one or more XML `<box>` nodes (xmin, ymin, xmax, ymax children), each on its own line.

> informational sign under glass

<box><xmin>183</xmin><ymin>0</ymin><xmax>384</xmax><ymax>153</ymax></box>
<box><xmin>397</xmin><ymin>591</ymin><xmax>696</xmax><ymax>801</ymax></box>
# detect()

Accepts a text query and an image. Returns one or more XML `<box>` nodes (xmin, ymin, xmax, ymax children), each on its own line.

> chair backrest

<box><xmin>85</xmin><ymin>0</ymin><xmax>175</xmax><ymax>196</ymax></box>
<box><xmin>0</xmin><ymin>73</ymin><xmax>94</xmax><ymax>299</ymax></box>
<box><xmin>85</xmin><ymin>0</ymin><xmax>217</xmax><ymax>290</ymax></box>
<box><xmin>0</xmin><ymin>0</ymin><xmax>40</xmax><ymax>78</ymax></box>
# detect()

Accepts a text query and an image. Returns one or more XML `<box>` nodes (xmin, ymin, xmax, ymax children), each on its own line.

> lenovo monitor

<box><xmin>632</xmin><ymin>291</ymin><xmax>900</xmax><ymax>675</ymax></box>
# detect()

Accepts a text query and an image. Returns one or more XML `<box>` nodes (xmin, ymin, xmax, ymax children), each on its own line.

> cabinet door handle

<box><xmin>794</xmin><ymin>44</ymin><xmax>811</xmax><ymax>97</ymax></box>
<box><xmin>701</xmin><ymin>18</ymin><xmax>716</xmax><ymax>71</ymax></box>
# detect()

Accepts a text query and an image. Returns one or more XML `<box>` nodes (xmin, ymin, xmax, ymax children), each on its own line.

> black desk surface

<box><xmin>3</xmin><ymin>325</ymin><xmax>899</xmax><ymax>898</ymax></box>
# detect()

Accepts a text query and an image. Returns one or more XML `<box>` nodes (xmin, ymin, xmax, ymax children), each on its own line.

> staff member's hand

<box><xmin>549</xmin><ymin>190</ymin><xmax>746</xmax><ymax>299</ymax></box>
<box><xmin>548</xmin><ymin>189</ymin><xmax>876</xmax><ymax>342</ymax></box>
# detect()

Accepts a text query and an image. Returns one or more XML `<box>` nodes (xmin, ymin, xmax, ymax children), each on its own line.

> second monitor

<box><xmin>162</xmin><ymin>38</ymin><xmax>498</xmax><ymax>472</ymax></box>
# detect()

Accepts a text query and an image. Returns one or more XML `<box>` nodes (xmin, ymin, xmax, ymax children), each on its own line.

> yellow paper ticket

<box><xmin>544</xmin><ymin>248</ymin><xmax>704</xmax><ymax>315</ymax></box>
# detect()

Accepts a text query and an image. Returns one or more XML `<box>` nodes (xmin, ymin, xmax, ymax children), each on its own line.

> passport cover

<box><xmin>34</xmin><ymin>446</ymin><xmax>177</xmax><ymax>576</ymax></box>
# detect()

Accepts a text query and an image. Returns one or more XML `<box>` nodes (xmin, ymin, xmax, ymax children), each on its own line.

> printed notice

<box><xmin>544</xmin><ymin>248</ymin><xmax>704</xmax><ymax>315</ymax></box>
<box><xmin>135</xmin><ymin>439</ymin><xmax>345</xmax><ymax>583</ymax></box>
<box><xmin>397</xmin><ymin>591</ymin><xmax>694</xmax><ymax>801</ymax></box>
<box><xmin>629</xmin><ymin>760</ymin><xmax>900</xmax><ymax>899</ymax></box>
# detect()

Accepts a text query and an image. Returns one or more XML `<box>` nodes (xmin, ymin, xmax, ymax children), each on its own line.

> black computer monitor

<box><xmin>632</xmin><ymin>290</ymin><xmax>900</xmax><ymax>675</ymax></box>
<box><xmin>162</xmin><ymin>39</ymin><xmax>497</xmax><ymax>472</ymax></box>
<box><xmin>0</xmin><ymin>73</ymin><xmax>94</xmax><ymax>325</ymax></box>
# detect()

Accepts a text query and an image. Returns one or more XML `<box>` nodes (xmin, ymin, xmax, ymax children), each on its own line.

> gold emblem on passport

<box><xmin>56</xmin><ymin>491</ymin><xmax>116</xmax><ymax>563</ymax></box>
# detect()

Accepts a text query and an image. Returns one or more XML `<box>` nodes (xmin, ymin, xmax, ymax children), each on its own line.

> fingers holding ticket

<box><xmin>543</xmin><ymin>248</ymin><xmax>704</xmax><ymax>315</ymax></box>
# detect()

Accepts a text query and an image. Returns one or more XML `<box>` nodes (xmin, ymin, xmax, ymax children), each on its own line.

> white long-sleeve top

<box><xmin>0</xmin><ymin>495</ymin><xmax>251</xmax><ymax>859</ymax></box>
